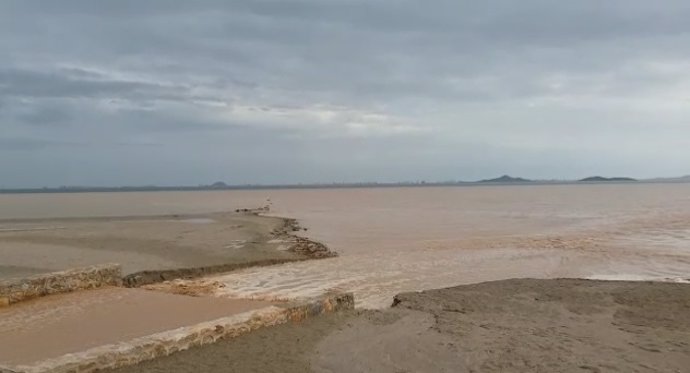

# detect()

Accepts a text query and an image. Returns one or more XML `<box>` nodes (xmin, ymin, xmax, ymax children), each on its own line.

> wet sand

<box><xmin>109</xmin><ymin>279</ymin><xmax>690</xmax><ymax>373</ymax></box>
<box><xmin>0</xmin><ymin>287</ymin><xmax>272</xmax><ymax>366</ymax></box>
<box><xmin>0</xmin><ymin>212</ymin><xmax>304</xmax><ymax>280</ymax></box>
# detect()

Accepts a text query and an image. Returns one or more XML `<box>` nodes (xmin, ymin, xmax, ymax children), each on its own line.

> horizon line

<box><xmin>2</xmin><ymin>174</ymin><xmax>690</xmax><ymax>193</ymax></box>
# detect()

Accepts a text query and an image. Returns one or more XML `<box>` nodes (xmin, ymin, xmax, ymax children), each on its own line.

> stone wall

<box><xmin>10</xmin><ymin>292</ymin><xmax>355</xmax><ymax>373</ymax></box>
<box><xmin>0</xmin><ymin>264</ymin><xmax>122</xmax><ymax>307</ymax></box>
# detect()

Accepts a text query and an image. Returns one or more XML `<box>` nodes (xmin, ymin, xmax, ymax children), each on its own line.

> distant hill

<box><xmin>478</xmin><ymin>175</ymin><xmax>532</xmax><ymax>183</ymax></box>
<box><xmin>579</xmin><ymin>176</ymin><xmax>637</xmax><ymax>182</ymax></box>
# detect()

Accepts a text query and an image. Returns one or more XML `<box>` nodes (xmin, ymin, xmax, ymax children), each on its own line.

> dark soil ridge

<box><xmin>271</xmin><ymin>217</ymin><xmax>337</xmax><ymax>259</ymax></box>
<box><xmin>123</xmin><ymin>210</ymin><xmax>337</xmax><ymax>288</ymax></box>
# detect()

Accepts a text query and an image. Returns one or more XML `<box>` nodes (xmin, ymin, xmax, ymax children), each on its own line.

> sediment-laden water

<box><xmin>2</xmin><ymin>184</ymin><xmax>689</xmax><ymax>308</ymax></box>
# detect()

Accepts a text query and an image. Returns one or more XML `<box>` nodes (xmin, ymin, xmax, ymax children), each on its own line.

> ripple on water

<box><xmin>198</xmin><ymin>248</ymin><xmax>597</xmax><ymax>309</ymax></box>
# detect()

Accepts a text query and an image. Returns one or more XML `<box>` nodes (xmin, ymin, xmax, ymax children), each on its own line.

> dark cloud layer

<box><xmin>1</xmin><ymin>1</ymin><xmax>689</xmax><ymax>187</ymax></box>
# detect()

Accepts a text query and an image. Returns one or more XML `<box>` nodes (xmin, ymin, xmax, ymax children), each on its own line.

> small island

<box><xmin>478</xmin><ymin>175</ymin><xmax>532</xmax><ymax>183</ymax></box>
<box><xmin>579</xmin><ymin>176</ymin><xmax>637</xmax><ymax>182</ymax></box>
<box><xmin>209</xmin><ymin>181</ymin><xmax>229</xmax><ymax>189</ymax></box>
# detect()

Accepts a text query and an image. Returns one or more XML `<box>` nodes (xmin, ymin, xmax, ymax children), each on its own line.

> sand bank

<box><xmin>0</xmin><ymin>211</ymin><xmax>334</xmax><ymax>282</ymax></box>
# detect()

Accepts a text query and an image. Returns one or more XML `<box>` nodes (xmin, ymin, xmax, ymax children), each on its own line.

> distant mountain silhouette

<box><xmin>209</xmin><ymin>181</ymin><xmax>229</xmax><ymax>188</ymax></box>
<box><xmin>478</xmin><ymin>175</ymin><xmax>532</xmax><ymax>183</ymax></box>
<box><xmin>579</xmin><ymin>176</ymin><xmax>637</xmax><ymax>182</ymax></box>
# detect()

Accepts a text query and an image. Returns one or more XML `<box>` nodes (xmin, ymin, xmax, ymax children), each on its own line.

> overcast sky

<box><xmin>1</xmin><ymin>1</ymin><xmax>689</xmax><ymax>187</ymax></box>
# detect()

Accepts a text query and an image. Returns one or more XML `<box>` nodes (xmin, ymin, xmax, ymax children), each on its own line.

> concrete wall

<box><xmin>0</xmin><ymin>264</ymin><xmax>122</xmax><ymax>307</ymax></box>
<box><xmin>11</xmin><ymin>292</ymin><xmax>355</xmax><ymax>373</ymax></box>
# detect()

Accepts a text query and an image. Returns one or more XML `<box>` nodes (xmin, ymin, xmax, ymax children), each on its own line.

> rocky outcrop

<box><xmin>0</xmin><ymin>264</ymin><xmax>122</xmax><ymax>307</ymax></box>
<box><xmin>289</xmin><ymin>237</ymin><xmax>336</xmax><ymax>258</ymax></box>
<box><xmin>8</xmin><ymin>292</ymin><xmax>354</xmax><ymax>373</ymax></box>
<box><xmin>273</xmin><ymin>218</ymin><xmax>338</xmax><ymax>259</ymax></box>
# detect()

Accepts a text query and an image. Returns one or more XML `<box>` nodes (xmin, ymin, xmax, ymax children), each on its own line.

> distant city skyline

<box><xmin>2</xmin><ymin>1</ymin><xmax>690</xmax><ymax>188</ymax></box>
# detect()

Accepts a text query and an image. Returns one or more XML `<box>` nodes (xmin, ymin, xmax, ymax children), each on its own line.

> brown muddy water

<box><xmin>1</xmin><ymin>184</ymin><xmax>689</xmax><ymax>308</ymax></box>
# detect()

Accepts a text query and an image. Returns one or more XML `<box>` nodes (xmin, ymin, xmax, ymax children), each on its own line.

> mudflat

<box><xmin>109</xmin><ymin>279</ymin><xmax>690</xmax><ymax>373</ymax></box>
<box><xmin>0</xmin><ymin>211</ymin><xmax>311</xmax><ymax>280</ymax></box>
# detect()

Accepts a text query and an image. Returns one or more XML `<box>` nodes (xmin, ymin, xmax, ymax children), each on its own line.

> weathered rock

<box><xmin>288</xmin><ymin>237</ymin><xmax>337</xmax><ymax>259</ymax></box>
<box><xmin>268</xmin><ymin>217</ymin><xmax>337</xmax><ymax>259</ymax></box>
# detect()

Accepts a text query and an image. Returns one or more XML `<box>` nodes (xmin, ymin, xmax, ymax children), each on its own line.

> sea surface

<box><xmin>2</xmin><ymin>184</ymin><xmax>689</xmax><ymax>308</ymax></box>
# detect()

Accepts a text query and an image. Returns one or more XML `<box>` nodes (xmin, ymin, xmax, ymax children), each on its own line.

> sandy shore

<box><xmin>0</xmin><ymin>211</ymin><xmax>333</xmax><ymax>282</ymax></box>
<box><xmin>108</xmin><ymin>279</ymin><xmax>690</xmax><ymax>373</ymax></box>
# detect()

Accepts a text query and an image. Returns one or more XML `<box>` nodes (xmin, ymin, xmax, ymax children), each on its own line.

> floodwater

<box><xmin>1</xmin><ymin>184</ymin><xmax>689</xmax><ymax>308</ymax></box>
<box><xmin>0</xmin><ymin>287</ymin><xmax>272</xmax><ymax>365</ymax></box>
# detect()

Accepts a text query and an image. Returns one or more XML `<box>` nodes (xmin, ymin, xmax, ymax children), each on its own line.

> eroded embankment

<box><xmin>1</xmin><ymin>209</ymin><xmax>337</xmax><ymax>290</ymax></box>
<box><xmin>0</xmin><ymin>209</ymin><xmax>348</xmax><ymax>373</ymax></box>
<box><xmin>0</xmin><ymin>264</ymin><xmax>122</xmax><ymax>307</ymax></box>
<box><xmin>2</xmin><ymin>292</ymin><xmax>354</xmax><ymax>373</ymax></box>
<box><xmin>122</xmin><ymin>214</ymin><xmax>337</xmax><ymax>287</ymax></box>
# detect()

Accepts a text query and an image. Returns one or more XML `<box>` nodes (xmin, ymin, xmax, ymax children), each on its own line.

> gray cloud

<box><xmin>1</xmin><ymin>1</ymin><xmax>689</xmax><ymax>187</ymax></box>
<box><xmin>0</xmin><ymin>68</ymin><xmax>193</xmax><ymax>102</ymax></box>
